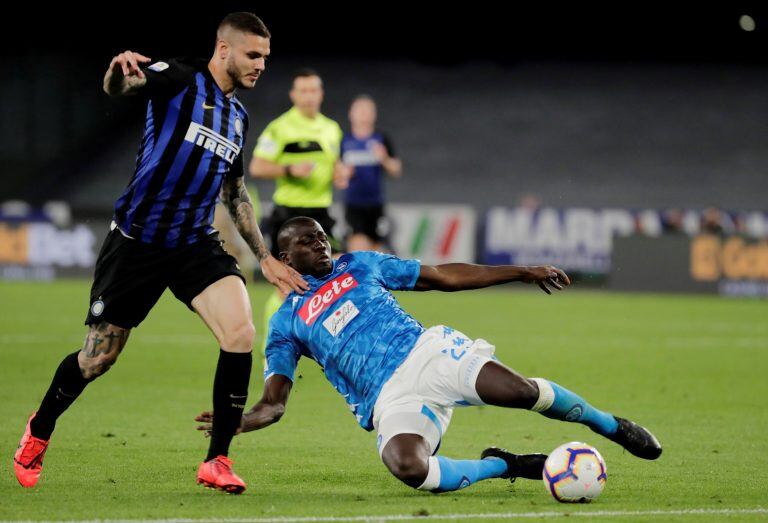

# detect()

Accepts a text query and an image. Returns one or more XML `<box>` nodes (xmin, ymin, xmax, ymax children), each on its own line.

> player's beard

<box><xmin>226</xmin><ymin>60</ymin><xmax>254</xmax><ymax>90</ymax></box>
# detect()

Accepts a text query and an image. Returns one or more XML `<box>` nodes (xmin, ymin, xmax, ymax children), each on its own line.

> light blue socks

<box><xmin>530</xmin><ymin>378</ymin><xmax>618</xmax><ymax>436</ymax></box>
<box><xmin>418</xmin><ymin>456</ymin><xmax>508</xmax><ymax>492</ymax></box>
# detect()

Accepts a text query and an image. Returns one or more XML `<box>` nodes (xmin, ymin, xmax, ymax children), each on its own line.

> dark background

<box><xmin>2</xmin><ymin>3</ymin><xmax>766</xmax><ymax>211</ymax></box>
<box><xmin>14</xmin><ymin>4</ymin><xmax>767</xmax><ymax>62</ymax></box>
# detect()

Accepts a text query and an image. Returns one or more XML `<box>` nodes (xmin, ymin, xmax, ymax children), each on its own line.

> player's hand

<box><xmin>195</xmin><ymin>410</ymin><xmax>244</xmax><ymax>437</ymax></box>
<box><xmin>288</xmin><ymin>162</ymin><xmax>314</xmax><ymax>178</ymax></box>
<box><xmin>371</xmin><ymin>142</ymin><xmax>389</xmax><ymax>163</ymax></box>
<box><xmin>261</xmin><ymin>255</ymin><xmax>309</xmax><ymax>296</ymax></box>
<box><xmin>522</xmin><ymin>265</ymin><xmax>571</xmax><ymax>294</ymax></box>
<box><xmin>333</xmin><ymin>163</ymin><xmax>354</xmax><ymax>189</ymax></box>
<box><xmin>110</xmin><ymin>50</ymin><xmax>151</xmax><ymax>79</ymax></box>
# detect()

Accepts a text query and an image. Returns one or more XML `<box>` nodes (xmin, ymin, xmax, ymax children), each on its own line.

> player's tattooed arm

<box><xmin>221</xmin><ymin>176</ymin><xmax>270</xmax><ymax>262</ymax></box>
<box><xmin>103</xmin><ymin>50</ymin><xmax>151</xmax><ymax>96</ymax></box>
<box><xmin>414</xmin><ymin>264</ymin><xmax>571</xmax><ymax>295</ymax></box>
<box><xmin>221</xmin><ymin>176</ymin><xmax>309</xmax><ymax>295</ymax></box>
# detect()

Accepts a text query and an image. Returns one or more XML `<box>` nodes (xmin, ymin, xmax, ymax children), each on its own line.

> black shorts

<box><xmin>85</xmin><ymin>227</ymin><xmax>245</xmax><ymax>329</ymax></box>
<box><xmin>345</xmin><ymin>204</ymin><xmax>385</xmax><ymax>242</ymax></box>
<box><xmin>268</xmin><ymin>205</ymin><xmax>338</xmax><ymax>257</ymax></box>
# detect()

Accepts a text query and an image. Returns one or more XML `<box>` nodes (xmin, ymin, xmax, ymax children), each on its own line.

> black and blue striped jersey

<box><xmin>113</xmin><ymin>57</ymin><xmax>249</xmax><ymax>247</ymax></box>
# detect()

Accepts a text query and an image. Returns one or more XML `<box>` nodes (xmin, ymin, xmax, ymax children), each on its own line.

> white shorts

<box><xmin>372</xmin><ymin>325</ymin><xmax>497</xmax><ymax>458</ymax></box>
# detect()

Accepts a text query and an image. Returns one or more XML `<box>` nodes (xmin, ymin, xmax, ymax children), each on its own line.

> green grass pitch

<box><xmin>0</xmin><ymin>280</ymin><xmax>766</xmax><ymax>521</ymax></box>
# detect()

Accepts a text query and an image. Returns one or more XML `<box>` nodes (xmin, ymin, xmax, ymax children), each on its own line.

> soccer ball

<box><xmin>543</xmin><ymin>442</ymin><xmax>607</xmax><ymax>503</ymax></box>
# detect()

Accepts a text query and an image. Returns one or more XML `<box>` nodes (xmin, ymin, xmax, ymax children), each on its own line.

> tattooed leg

<box><xmin>30</xmin><ymin>322</ymin><xmax>130</xmax><ymax>439</ymax></box>
<box><xmin>79</xmin><ymin>322</ymin><xmax>131</xmax><ymax>378</ymax></box>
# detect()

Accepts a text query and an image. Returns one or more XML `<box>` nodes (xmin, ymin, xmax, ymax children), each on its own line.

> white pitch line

<box><xmin>7</xmin><ymin>507</ymin><xmax>767</xmax><ymax>523</ymax></box>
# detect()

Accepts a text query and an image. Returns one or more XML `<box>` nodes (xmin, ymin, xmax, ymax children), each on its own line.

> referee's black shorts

<box><xmin>268</xmin><ymin>205</ymin><xmax>338</xmax><ymax>257</ymax></box>
<box><xmin>85</xmin><ymin>225</ymin><xmax>245</xmax><ymax>329</ymax></box>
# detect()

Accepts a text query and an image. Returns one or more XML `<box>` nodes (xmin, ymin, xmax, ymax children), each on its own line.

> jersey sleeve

<box><xmin>140</xmin><ymin>58</ymin><xmax>195</xmax><ymax>99</ymax></box>
<box><xmin>340</xmin><ymin>134</ymin><xmax>350</xmax><ymax>155</ymax></box>
<box><xmin>253</xmin><ymin>121</ymin><xmax>284</xmax><ymax>162</ymax></box>
<box><xmin>332</xmin><ymin>122</ymin><xmax>344</xmax><ymax>159</ymax></box>
<box><xmin>264</xmin><ymin>310</ymin><xmax>302</xmax><ymax>382</ymax></box>
<box><xmin>381</xmin><ymin>133</ymin><xmax>397</xmax><ymax>158</ymax></box>
<box><xmin>363</xmin><ymin>251</ymin><xmax>421</xmax><ymax>291</ymax></box>
<box><xmin>226</xmin><ymin>152</ymin><xmax>245</xmax><ymax>180</ymax></box>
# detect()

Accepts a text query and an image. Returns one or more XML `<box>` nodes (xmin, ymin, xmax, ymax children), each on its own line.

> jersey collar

<box><xmin>288</xmin><ymin>106</ymin><xmax>325</xmax><ymax>125</ymax></box>
<box><xmin>301</xmin><ymin>254</ymin><xmax>353</xmax><ymax>289</ymax></box>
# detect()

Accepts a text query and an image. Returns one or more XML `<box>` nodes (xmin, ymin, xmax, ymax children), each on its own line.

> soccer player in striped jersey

<box><xmin>13</xmin><ymin>12</ymin><xmax>308</xmax><ymax>494</ymax></box>
<box><xmin>197</xmin><ymin>218</ymin><xmax>662</xmax><ymax>493</ymax></box>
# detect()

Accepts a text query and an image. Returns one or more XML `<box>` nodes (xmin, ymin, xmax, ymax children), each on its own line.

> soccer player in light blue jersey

<box><xmin>196</xmin><ymin>217</ymin><xmax>662</xmax><ymax>493</ymax></box>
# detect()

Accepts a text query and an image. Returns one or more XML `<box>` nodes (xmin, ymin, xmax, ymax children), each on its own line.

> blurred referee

<box><xmin>249</xmin><ymin>68</ymin><xmax>347</xmax><ymax>254</ymax></box>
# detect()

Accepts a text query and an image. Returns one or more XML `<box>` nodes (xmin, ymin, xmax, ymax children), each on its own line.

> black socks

<box><xmin>29</xmin><ymin>348</ymin><xmax>252</xmax><ymax>460</ymax></box>
<box><xmin>206</xmin><ymin>350</ymin><xmax>252</xmax><ymax>461</ymax></box>
<box><xmin>30</xmin><ymin>351</ymin><xmax>94</xmax><ymax>440</ymax></box>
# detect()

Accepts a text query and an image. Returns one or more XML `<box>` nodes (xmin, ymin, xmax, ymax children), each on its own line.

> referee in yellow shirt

<box><xmin>250</xmin><ymin>68</ymin><xmax>349</xmax><ymax>256</ymax></box>
<box><xmin>250</xmin><ymin>68</ymin><xmax>350</xmax><ymax>349</ymax></box>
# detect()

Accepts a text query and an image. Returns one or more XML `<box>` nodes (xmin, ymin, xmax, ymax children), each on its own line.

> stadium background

<box><xmin>0</xmin><ymin>4</ymin><xmax>767</xmax><ymax>521</ymax></box>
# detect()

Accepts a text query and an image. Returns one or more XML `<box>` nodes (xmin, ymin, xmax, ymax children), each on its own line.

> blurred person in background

<box><xmin>701</xmin><ymin>207</ymin><xmax>725</xmax><ymax>235</ymax></box>
<box><xmin>661</xmin><ymin>208</ymin><xmax>685</xmax><ymax>235</ymax></box>
<box><xmin>249</xmin><ymin>68</ymin><xmax>349</xmax><ymax>351</ymax></box>
<box><xmin>341</xmin><ymin>95</ymin><xmax>402</xmax><ymax>252</ymax></box>
<box><xmin>518</xmin><ymin>194</ymin><xmax>541</xmax><ymax>213</ymax></box>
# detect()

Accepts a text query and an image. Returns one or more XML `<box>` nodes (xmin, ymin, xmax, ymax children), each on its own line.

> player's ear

<box><xmin>216</xmin><ymin>39</ymin><xmax>229</xmax><ymax>60</ymax></box>
<box><xmin>279</xmin><ymin>251</ymin><xmax>290</xmax><ymax>265</ymax></box>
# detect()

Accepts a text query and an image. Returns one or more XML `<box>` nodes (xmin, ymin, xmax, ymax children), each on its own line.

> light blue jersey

<box><xmin>265</xmin><ymin>251</ymin><xmax>424</xmax><ymax>430</ymax></box>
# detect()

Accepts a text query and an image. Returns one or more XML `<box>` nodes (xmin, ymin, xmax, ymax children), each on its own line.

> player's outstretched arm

<box><xmin>195</xmin><ymin>375</ymin><xmax>292</xmax><ymax>436</ymax></box>
<box><xmin>414</xmin><ymin>264</ymin><xmax>570</xmax><ymax>295</ymax></box>
<box><xmin>103</xmin><ymin>50</ymin><xmax>151</xmax><ymax>97</ymax></box>
<box><xmin>221</xmin><ymin>176</ymin><xmax>308</xmax><ymax>295</ymax></box>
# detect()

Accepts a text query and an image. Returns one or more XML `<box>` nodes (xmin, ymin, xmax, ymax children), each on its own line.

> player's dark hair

<box><xmin>293</xmin><ymin>68</ymin><xmax>321</xmax><ymax>82</ymax></box>
<box><xmin>218</xmin><ymin>12</ymin><xmax>271</xmax><ymax>39</ymax></box>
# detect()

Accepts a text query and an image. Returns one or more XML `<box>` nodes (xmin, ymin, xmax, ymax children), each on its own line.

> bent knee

<box><xmin>221</xmin><ymin>320</ymin><xmax>256</xmax><ymax>352</ymax></box>
<box><xmin>385</xmin><ymin>453</ymin><xmax>429</xmax><ymax>488</ymax></box>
